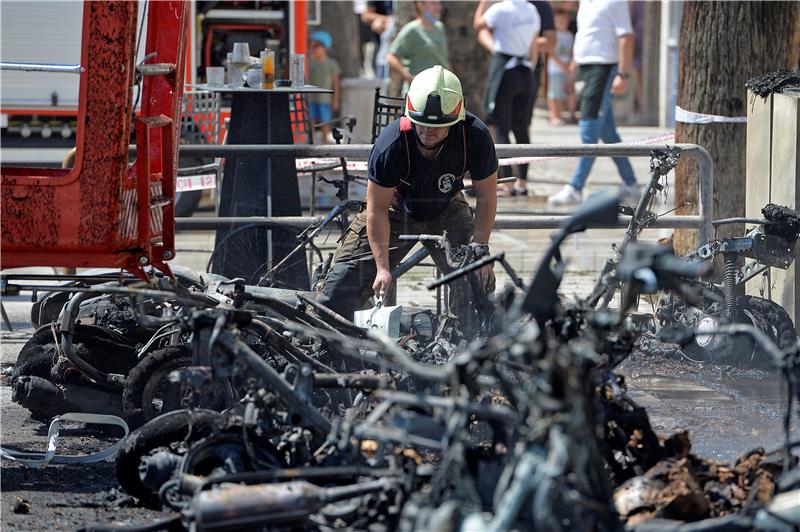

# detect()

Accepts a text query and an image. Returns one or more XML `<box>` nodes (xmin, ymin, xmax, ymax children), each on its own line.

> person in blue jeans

<box><xmin>548</xmin><ymin>0</ymin><xmax>639</xmax><ymax>206</ymax></box>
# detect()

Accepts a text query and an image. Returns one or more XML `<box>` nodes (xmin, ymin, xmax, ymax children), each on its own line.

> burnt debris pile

<box><xmin>4</xmin><ymin>151</ymin><xmax>800</xmax><ymax>531</ymax></box>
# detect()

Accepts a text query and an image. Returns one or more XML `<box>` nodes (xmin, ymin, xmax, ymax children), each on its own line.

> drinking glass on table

<box><xmin>226</xmin><ymin>53</ymin><xmax>242</xmax><ymax>88</ymax></box>
<box><xmin>231</xmin><ymin>42</ymin><xmax>251</xmax><ymax>69</ymax></box>
<box><xmin>230</xmin><ymin>43</ymin><xmax>251</xmax><ymax>87</ymax></box>
<box><xmin>290</xmin><ymin>54</ymin><xmax>304</xmax><ymax>88</ymax></box>
<box><xmin>260</xmin><ymin>49</ymin><xmax>275</xmax><ymax>89</ymax></box>
<box><xmin>206</xmin><ymin>66</ymin><xmax>224</xmax><ymax>87</ymax></box>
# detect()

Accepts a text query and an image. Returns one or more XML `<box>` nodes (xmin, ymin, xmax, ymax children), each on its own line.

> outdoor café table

<box><xmin>197</xmin><ymin>84</ymin><xmax>333</xmax><ymax>289</ymax></box>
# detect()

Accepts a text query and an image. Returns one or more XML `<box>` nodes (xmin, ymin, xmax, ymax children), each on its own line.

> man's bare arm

<box><xmin>472</xmin><ymin>172</ymin><xmax>498</xmax><ymax>244</ymax></box>
<box><xmin>611</xmin><ymin>33</ymin><xmax>634</xmax><ymax>95</ymax></box>
<box><xmin>362</xmin><ymin>8</ymin><xmax>389</xmax><ymax>34</ymax></box>
<box><xmin>538</xmin><ymin>29</ymin><xmax>556</xmax><ymax>55</ymax></box>
<box><xmin>387</xmin><ymin>52</ymin><xmax>413</xmax><ymax>83</ymax></box>
<box><xmin>366</xmin><ymin>181</ymin><xmax>396</xmax><ymax>296</ymax></box>
<box><xmin>528</xmin><ymin>32</ymin><xmax>540</xmax><ymax>67</ymax></box>
<box><xmin>617</xmin><ymin>33</ymin><xmax>634</xmax><ymax>74</ymax></box>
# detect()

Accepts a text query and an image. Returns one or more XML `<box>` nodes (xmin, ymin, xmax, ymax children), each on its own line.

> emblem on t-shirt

<box><xmin>438</xmin><ymin>173</ymin><xmax>456</xmax><ymax>194</ymax></box>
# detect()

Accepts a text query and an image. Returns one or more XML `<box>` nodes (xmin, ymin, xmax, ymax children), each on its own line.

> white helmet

<box><xmin>405</xmin><ymin>65</ymin><xmax>465</xmax><ymax>128</ymax></box>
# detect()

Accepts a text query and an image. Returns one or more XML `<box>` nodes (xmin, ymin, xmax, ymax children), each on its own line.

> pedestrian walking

<box><xmin>386</xmin><ymin>1</ymin><xmax>449</xmax><ymax>95</ymax></box>
<box><xmin>548</xmin><ymin>0</ymin><xmax>639</xmax><ymax>206</ymax></box>
<box><xmin>474</xmin><ymin>0</ymin><xmax>540</xmax><ymax>197</ymax></box>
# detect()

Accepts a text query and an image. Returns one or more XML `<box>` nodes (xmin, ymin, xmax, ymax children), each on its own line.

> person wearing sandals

<box><xmin>474</xmin><ymin>0</ymin><xmax>540</xmax><ymax>197</ymax></box>
<box><xmin>314</xmin><ymin>66</ymin><xmax>498</xmax><ymax>328</ymax></box>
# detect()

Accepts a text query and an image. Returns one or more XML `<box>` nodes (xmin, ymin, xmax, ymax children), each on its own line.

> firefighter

<box><xmin>314</xmin><ymin>65</ymin><xmax>499</xmax><ymax>325</ymax></box>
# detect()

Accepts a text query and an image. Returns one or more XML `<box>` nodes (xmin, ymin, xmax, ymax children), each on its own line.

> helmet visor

<box><xmin>407</xmin><ymin>94</ymin><xmax>462</xmax><ymax>127</ymax></box>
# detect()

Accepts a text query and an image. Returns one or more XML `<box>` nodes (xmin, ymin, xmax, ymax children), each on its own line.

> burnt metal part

<box><xmin>116</xmin><ymin>410</ymin><xmax>226</xmax><ymax>506</ymax></box>
<box><xmin>190</xmin><ymin>478</ymin><xmax>393</xmax><ymax>530</ymax></box>
<box><xmin>18</xmin><ymin>153</ymin><xmax>786</xmax><ymax>531</ymax></box>
<box><xmin>745</xmin><ymin>69</ymin><xmax>800</xmax><ymax>99</ymax></box>
<box><xmin>761</xmin><ymin>203</ymin><xmax>800</xmax><ymax>242</ymax></box>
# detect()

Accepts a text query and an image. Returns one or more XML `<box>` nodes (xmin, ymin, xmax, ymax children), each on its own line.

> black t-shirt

<box><xmin>368</xmin><ymin>112</ymin><xmax>498</xmax><ymax>221</ymax></box>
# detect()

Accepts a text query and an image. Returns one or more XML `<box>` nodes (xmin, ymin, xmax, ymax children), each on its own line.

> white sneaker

<box><xmin>548</xmin><ymin>185</ymin><xmax>583</xmax><ymax>206</ymax></box>
<box><xmin>618</xmin><ymin>183</ymin><xmax>641</xmax><ymax>205</ymax></box>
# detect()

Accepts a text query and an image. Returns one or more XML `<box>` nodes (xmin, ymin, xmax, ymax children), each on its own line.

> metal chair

<box><xmin>290</xmin><ymin>93</ymin><xmax>359</xmax><ymax>214</ymax></box>
<box><xmin>371</xmin><ymin>87</ymin><xmax>405</xmax><ymax>142</ymax></box>
<box><xmin>176</xmin><ymin>89</ymin><xmax>223</xmax><ymax>217</ymax></box>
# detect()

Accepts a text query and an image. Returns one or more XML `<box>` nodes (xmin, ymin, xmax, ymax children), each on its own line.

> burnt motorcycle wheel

<box><xmin>116</xmin><ymin>409</ymin><xmax>225</xmax><ymax>507</ymax></box>
<box><xmin>689</xmin><ymin>295</ymin><xmax>796</xmax><ymax>368</ymax></box>
<box><xmin>122</xmin><ymin>345</ymin><xmax>236</xmax><ymax>430</ymax></box>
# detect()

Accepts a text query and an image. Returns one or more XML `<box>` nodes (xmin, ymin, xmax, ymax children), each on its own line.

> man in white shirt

<box><xmin>548</xmin><ymin>0</ymin><xmax>639</xmax><ymax>206</ymax></box>
<box><xmin>474</xmin><ymin>0</ymin><xmax>540</xmax><ymax>196</ymax></box>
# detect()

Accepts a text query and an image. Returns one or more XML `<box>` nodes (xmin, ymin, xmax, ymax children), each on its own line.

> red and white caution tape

<box><xmin>176</xmin><ymin>173</ymin><xmax>217</xmax><ymax>192</ymax></box>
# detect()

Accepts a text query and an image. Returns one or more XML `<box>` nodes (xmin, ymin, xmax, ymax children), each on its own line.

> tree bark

<box><xmin>674</xmin><ymin>1</ymin><xmax>800</xmax><ymax>254</ymax></box>
<box><xmin>317</xmin><ymin>1</ymin><xmax>361</xmax><ymax>79</ymax></box>
<box><xmin>442</xmin><ymin>2</ymin><xmax>491</xmax><ymax>122</ymax></box>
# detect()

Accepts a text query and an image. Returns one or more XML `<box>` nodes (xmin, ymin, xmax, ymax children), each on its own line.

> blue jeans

<box><xmin>570</xmin><ymin>64</ymin><xmax>636</xmax><ymax>190</ymax></box>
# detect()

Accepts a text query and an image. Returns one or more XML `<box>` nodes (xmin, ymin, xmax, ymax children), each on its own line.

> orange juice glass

<box><xmin>260</xmin><ymin>50</ymin><xmax>275</xmax><ymax>89</ymax></box>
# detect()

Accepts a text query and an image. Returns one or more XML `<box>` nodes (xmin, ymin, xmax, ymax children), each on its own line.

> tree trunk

<box><xmin>318</xmin><ymin>1</ymin><xmax>361</xmax><ymax>79</ymax></box>
<box><xmin>674</xmin><ymin>1</ymin><xmax>800</xmax><ymax>255</ymax></box>
<box><xmin>442</xmin><ymin>2</ymin><xmax>491</xmax><ymax>122</ymax></box>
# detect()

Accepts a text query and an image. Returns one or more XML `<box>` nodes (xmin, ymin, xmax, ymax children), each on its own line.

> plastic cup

<box><xmin>290</xmin><ymin>54</ymin><xmax>305</xmax><ymax>88</ymax></box>
<box><xmin>206</xmin><ymin>66</ymin><xmax>224</xmax><ymax>87</ymax></box>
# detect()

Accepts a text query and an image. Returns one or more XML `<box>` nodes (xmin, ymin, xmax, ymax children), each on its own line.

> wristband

<box><xmin>616</xmin><ymin>71</ymin><xmax>629</xmax><ymax>80</ymax></box>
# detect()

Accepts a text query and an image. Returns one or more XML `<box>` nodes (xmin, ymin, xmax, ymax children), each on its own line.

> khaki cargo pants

<box><xmin>315</xmin><ymin>193</ymin><xmax>476</xmax><ymax>321</ymax></box>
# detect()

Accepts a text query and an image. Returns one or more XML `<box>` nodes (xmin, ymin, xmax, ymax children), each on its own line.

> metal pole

<box><xmin>165</xmin><ymin>143</ymin><xmax>714</xmax><ymax>237</ymax></box>
<box><xmin>0</xmin><ymin>62</ymin><xmax>83</xmax><ymax>74</ymax></box>
<box><xmin>165</xmin><ymin>143</ymin><xmax>687</xmax><ymax>158</ymax></box>
<box><xmin>176</xmin><ymin>214</ymin><xmax>706</xmax><ymax>231</ymax></box>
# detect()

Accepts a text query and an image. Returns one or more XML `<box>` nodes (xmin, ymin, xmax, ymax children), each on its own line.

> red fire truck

<box><xmin>0</xmin><ymin>0</ymin><xmax>311</xmax><ymax>277</ymax></box>
<box><xmin>0</xmin><ymin>1</ymin><xmax>310</xmax><ymax>147</ymax></box>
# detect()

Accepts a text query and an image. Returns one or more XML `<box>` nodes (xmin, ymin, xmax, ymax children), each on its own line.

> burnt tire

<box><xmin>12</xmin><ymin>326</ymin><xmax>60</xmax><ymax>381</ymax></box>
<box><xmin>116</xmin><ymin>409</ymin><xmax>225</xmax><ymax>507</ymax></box>
<box><xmin>688</xmin><ymin>295</ymin><xmax>797</xmax><ymax>368</ymax></box>
<box><xmin>13</xmin><ymin>324</ymin><xmax>136</xmax><ymax>382</ymax></box>
<box><xmin>734</xmin><ymin>295</ymin><xmax>797</xmax><ymax>367</ymax></box>
<box><xmin>122</xmin><ymin>345</ymin><xmax>236</xmax><ymax>430</ymax></box>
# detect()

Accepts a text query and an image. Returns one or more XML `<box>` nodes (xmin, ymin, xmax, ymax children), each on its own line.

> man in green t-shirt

<box><xmin>387</xmin><ymin>1</ymin><xmax>449</xmax><ymax>94</ymax></box>
<box><xmin>308</xmin><ymin>31</ymin><xmax>341</xmax><ymax>142</ymax></box>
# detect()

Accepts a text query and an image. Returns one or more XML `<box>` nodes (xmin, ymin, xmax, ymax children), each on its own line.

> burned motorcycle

<box><xmin>656</xmin><ymin>203</ymin><xmax>799</xmax><ymax>366</ymax></box>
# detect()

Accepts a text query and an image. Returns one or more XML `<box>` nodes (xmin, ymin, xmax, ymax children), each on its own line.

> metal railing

<box><xmin>170</xmin><ymin>143</ymin><xmax>713</xmax><ymax>242</ymax></box>
<box><xmin>0</xmin><ymin>62</ymin><xmax>84</xmax><ymax>74</ymax></box>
